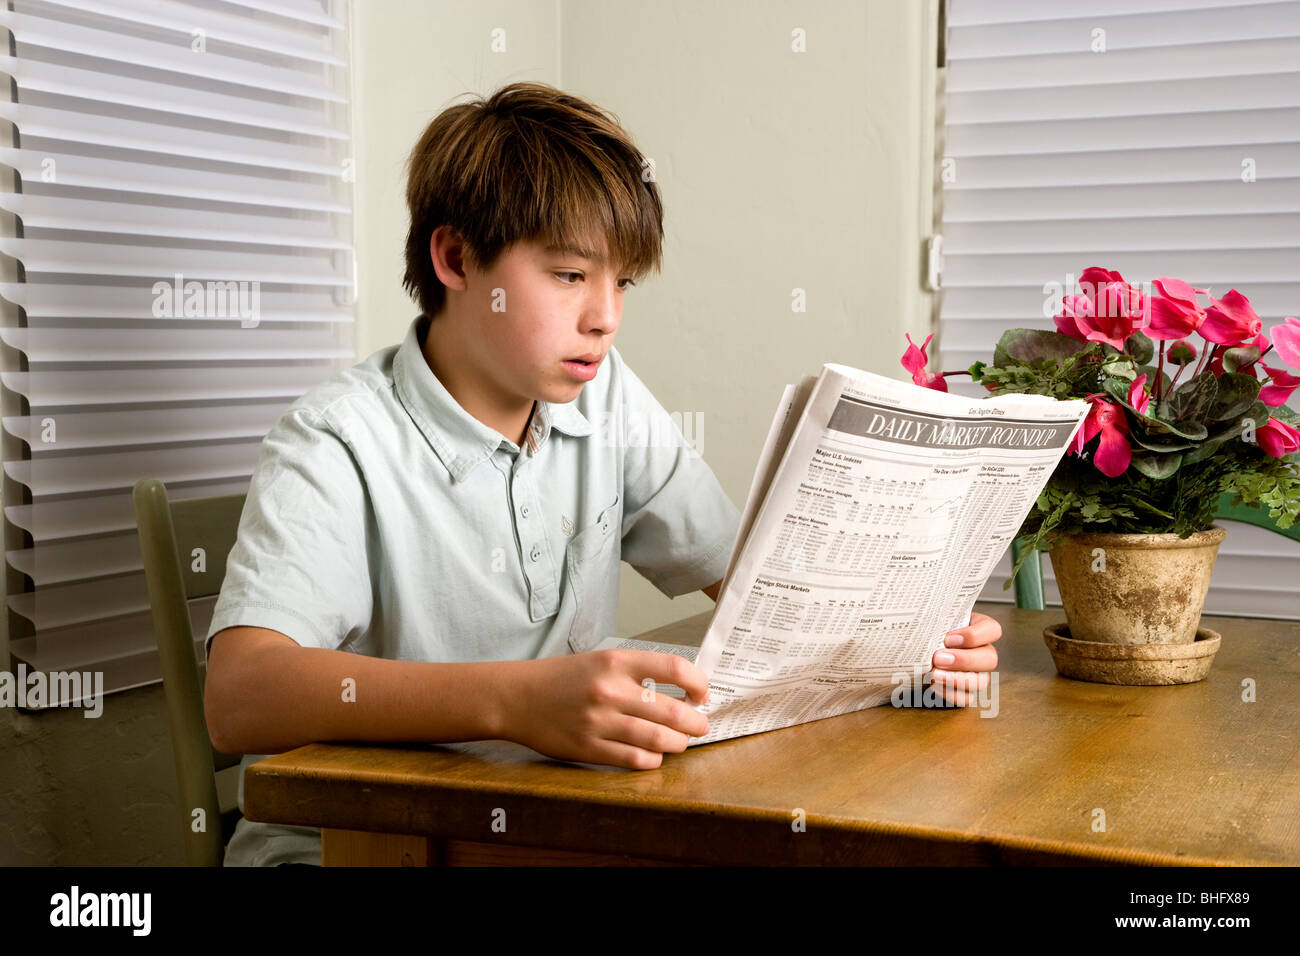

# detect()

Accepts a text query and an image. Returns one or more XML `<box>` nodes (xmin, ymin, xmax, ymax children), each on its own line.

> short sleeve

<box><xmin>205</xmin><ymin>406</ymin><xmax>374</xmax><ymax>658</ymax></box>
<box><xmin>611</xmin><ymin>350</ymin><xmax>741</xmax><ymax>598</ymax></box>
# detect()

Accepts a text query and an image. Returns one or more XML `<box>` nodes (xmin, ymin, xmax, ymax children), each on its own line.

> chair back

<box><xmin>133</xmin><ymin>478</ymin><xmax>247</xmax><ymax>866</ymax></box>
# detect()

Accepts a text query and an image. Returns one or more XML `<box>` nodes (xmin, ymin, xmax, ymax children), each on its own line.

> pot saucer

<box><xmin>1042</xmin><ymin>622</ymin><xmax>1221</xmax><ymax>685</ymax></box>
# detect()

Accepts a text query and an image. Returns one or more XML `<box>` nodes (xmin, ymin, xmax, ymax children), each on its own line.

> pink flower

<box><xmin>1055</xmin><ymin>268</ymin><xmax>1147</xmax><ymax>350</ymax></box>
<box><xmin>1054</xmin><ymin>295</ymin><xmax>1092</xmax><ymax>342</ymax></box>
<box><xmin>1145</xmin><ymin>277</ymin><xmax>1207</xmax><ymax>341</ymax></box>
<box><xmin>1078</xmin><ymin>267</ymin><xmax>1128</xmax><ymax>297</ymax></box>
<box><xmin>1070</xmin><ymin>395</ymin><xmax>1132</xmax><ymax>478</ymax></box>
<box><xmin>1259</xmin><ymin>364</ymin><xmax>1300</xmax><ymax>407</ymax></box>
<box><xmin>1271</xmin><ymin>316</ymin><xmax>1300</xmax><ymax>370</ymax></box>
<box><xmin>1128</xmin><ymin>373</ymin><xmax>1150</xmax><ymax>415</ymax></box>
<box><xmin>1257</xmin><ymin>417</ymin><xmax>1300</xmax><ymax>458</ymax></box>
<box><xmin>900</xmin><ymin>333</ymin><xmax>948</xmax><ymax>392</ymax></box>
<box><xmin>1201</xmin><ymin>290</ymin><xmax>1263</xmax><ymax>346</ymax></box>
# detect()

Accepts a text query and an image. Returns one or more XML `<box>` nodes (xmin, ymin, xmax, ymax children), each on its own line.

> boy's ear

<box><xmin>429</xmin><ymin>226</ymin><xmax>469</xmax><ymax>291</ymax></box>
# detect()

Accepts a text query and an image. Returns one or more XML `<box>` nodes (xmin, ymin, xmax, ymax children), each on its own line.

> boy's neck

<box><xmin>421</xmin><ymin>314</ymin><xmax>536</xmax><ymax>449</ymax></box>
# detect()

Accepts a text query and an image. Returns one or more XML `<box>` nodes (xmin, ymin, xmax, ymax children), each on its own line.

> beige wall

<box><xmin>0</xmin><ymin>0</ymin><xmax>937</xmax><ymax>864</ymax></box>
<box><xmin>348</xmin><ymin>0</ymin><xmax>562</xmax><ymax>358</ymax></box>
<box><xmin>351</xmin><ymin>0</ymin><xmax>938</xmax><ymax>637</ymax></box>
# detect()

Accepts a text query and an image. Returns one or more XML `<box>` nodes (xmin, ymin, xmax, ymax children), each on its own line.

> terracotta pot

<box><xmin>1047</xmin><ymin>526</ymin><xmax>1227</xmax><ymax>645</ymax></box>
<box><xmin>1042</xmin><ymin>623</ymin><xmax>1221</xmax><ymax>684</ymax></box>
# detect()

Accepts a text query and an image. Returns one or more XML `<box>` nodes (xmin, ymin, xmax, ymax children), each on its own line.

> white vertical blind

<box><xmin>1</xmin><ymin>0</ymin><xmax>355</xmax><ymax>703</ymax></box>
<box><xmin>937</xmin><ymin>0</ymin><xmax>1300</xmax><ymax>619</ymax></box>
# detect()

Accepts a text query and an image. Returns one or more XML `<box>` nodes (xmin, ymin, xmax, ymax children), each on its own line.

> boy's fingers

<box><xmin>587</xmin><ymin>739</ymin><xmax>666</xmax><ymax>771</ymax></box>
<box><xmin>606</xmin><ymin>714</ymin><xmax>691</xmax><ymax>758</ymax></box>
<box><xmin>624</xmin><ymin>689</ymin><xmax>710</xmax><ymax>738</ymax></box>
<box><xmin>945</xmin><ymin>612</ymin><xmax>1003</xmax><ymax>648</ymax></box>
<box><xmin>932</xmin><ymin>644</ymin><xmax>997</xmax><ymax>673</ymax></box>
<box><xmin>620</xmin><ymin>650</ymin><xmax>711</xmax><ymax>705</ymax></box>
<box><xmin>930</xmin><ymin>668</ymin><xmax>990</xmax><ymax>697</ymax></box>
<box><xmin>932</xmin><ymin>681</ymin><xmax>982</xmax><ymax>707</ymax></box>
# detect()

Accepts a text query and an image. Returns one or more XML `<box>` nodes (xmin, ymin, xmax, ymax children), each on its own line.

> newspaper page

<box><xmin>681</xmin><ymin>363</ymin><xmax>1090</xmax><ymax>746</ymax></box>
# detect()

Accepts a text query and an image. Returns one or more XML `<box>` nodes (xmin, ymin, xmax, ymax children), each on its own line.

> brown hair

<box><xmin>402</xmin><ymin>81</ymin><xmax>664</xmax><ymax>320</ymax></box>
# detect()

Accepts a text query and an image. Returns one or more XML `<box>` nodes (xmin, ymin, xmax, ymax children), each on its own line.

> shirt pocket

<box><xmin>564</xmin><ymin>493</ymin><xmax>622</xmax><ymax>654</ymax></box>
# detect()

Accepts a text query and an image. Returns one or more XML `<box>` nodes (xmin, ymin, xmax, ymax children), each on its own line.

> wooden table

<box><xmin>242</xmin><ymin>602</ymin><xmax>1300</xmax><ymax>866</ymax></box>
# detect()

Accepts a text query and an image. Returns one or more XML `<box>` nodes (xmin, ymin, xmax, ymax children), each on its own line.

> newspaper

<box><xmin>601</xmin><ymin>363</ymin><xmax>1090</xmax><ymax>746</ymax></box>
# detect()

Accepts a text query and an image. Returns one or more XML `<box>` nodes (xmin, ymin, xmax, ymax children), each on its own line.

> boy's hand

<box><xmin>500</xmin><ymin>650</ymin><xmax>710</xmax><ymax>770</ymax></box>
<box><xmin>929</xmin><ymin>610</ymin><xmax>1001</xmax><ymax>705</ymax></box>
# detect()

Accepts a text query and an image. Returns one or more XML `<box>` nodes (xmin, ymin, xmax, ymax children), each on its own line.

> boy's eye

<box><xmin>554</xmin><ymin>272</ymin><xmax>636</xmax><ymax>290</ymax></box>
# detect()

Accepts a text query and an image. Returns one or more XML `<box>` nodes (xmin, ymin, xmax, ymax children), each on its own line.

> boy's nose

<box><xmin>582</xmin><ymin>281</ymin><xmax>622</xmax><ymax>335</ymax></box>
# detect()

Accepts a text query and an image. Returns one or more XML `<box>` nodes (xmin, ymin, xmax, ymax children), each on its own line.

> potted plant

<box><xmin>901</xmin><ymin>267</ymin><xmax>1300</xmax><ymax>681</ymax></box>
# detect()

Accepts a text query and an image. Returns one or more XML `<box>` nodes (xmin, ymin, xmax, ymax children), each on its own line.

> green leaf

<box><xmin>1243</xmin><ymin>400</ymin><xmax>1271</xmax><ymax>427</ymax></box>
<box><xmin>1102</xmin><ymin>360</ymin><xmax>1138</xmax><ymax>383</ymax></box>
<box><xmin>1207</xmin><ymin>371</ymin><xmax>1261</xmax><ymax>423</ymax></box>
<box><xmin>1123</xmin><ymin>330</ymin><xmax>1155</xmax><ymax>365</ymax></box>
<box><xmin>968</xmin><ymin>360</ymin><xmax>987</xmax><ymax>381</ymax></box>
<box><xmin>992</xmin><ymin>329</ymin><xmax>1088</xmax><ymax>369</ymax></box>
<box><xmin>1179</xmin><ymin>427</ymin><xmax>1238</xmax><ymax>465</ymax></box>
<box><xmin>1129</xmin><ymin>427</ymin><xmax>1194</xmax><ymax>453</ymax></box>
<box><xmin>1222</xmin><ymin>345</ymin><xmax>1261</xmax><ymax>374</ymax></box>
<box><xmin>1144</xmin><ymin>414</ymin><xmax>1208</xmax><ymax>441</ymax></box>
<box><xmin>1129</xmin><ymin>451</ymin><xmax>1183</xmax><ymax>480</ymax></box>
<box><xmin>1102</xmin><ymin>376</ymin><xmax>1134</xmax><ymax>405</ymax></box>
<box><xmin>1165</xmin><ymin>370</ymin><xmax>1219</xmax><ymax>423</ymax></box>
<box><xmin>1270</xmin><ymin>403</ymin><xmax>1299</xmax><ymax>426</ymax></box>
<box><xmin>1179</xmin><ymin>403</ymin><xmax>1270</xmax><ymax>464</ymax></box>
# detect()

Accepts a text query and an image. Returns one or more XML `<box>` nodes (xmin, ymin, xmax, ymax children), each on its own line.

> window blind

<box><xmin>937</xmin><ymin>0</ymin><xmax>1300</xmax><ymax>618</ymax></box>
<box><xmin>1</xmin><ymin>0</ymin><xmax>355</xmax><ymax>704</ymax></box>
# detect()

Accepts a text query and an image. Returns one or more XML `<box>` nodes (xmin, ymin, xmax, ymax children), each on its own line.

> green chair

<box><xmin>1012</xmin><ymin>492</ymin><xmax>1300</xmax><ymax>610</ymax></box>
<box><xmin>133</xmin><ymin>478</ymin><xmax>247</xmax><ymax>866</ymax></box>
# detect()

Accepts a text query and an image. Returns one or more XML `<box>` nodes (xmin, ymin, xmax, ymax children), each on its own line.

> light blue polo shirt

<box><xmin>205</xmin><ymin>313</ymin><xmax>740</xmax><ymax>865</ymax></box>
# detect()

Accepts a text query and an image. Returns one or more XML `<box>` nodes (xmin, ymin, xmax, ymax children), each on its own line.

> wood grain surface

<box><xmin>245</xmin><ymin>602</ymin><xmax>1300</xmax><ymax>866</ymax></box>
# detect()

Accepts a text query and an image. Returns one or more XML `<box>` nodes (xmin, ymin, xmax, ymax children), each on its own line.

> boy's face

<box><xmin>454</xmin><ymin>234</ymin><xmax>633</xmax><ymax>406</ymax></box>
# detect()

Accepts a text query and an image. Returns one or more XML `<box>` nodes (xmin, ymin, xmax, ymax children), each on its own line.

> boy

<box><xmin>203</xmin><ymin>82</ymin><xmax>1001</xmax><ymax>866</ymax></box>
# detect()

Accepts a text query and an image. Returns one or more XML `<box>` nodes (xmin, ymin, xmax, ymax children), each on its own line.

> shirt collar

<box><xmin>393</xmin><ymin>314</ymin><xmax>592</xmax><ymax>482</ymax></box>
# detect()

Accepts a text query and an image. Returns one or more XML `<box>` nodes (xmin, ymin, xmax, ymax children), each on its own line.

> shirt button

<box><xmin>520</xmin><ymin>505</ymin><xmax>530</xmax><ymax>518</ymax></box>
<box><xmin>600</xmin><ymin>519</ymin><xmax>610</xmax><ymax>533</ymax></box>
<box><xmin>529</xmin><ymin>544</ymin><xmax>541</xmax><ymax>562</ymax></box>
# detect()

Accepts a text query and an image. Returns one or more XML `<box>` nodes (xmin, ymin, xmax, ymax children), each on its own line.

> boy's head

<box><xmin>402</xmin><ymin>82</ymin><xmax>664</xmax><ymax>324</ymax></box>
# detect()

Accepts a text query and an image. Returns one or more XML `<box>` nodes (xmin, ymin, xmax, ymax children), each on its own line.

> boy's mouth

<box><xmin>561</xmin><ymin>355</ymin><xmax>602</xmax><ymax>380</ymax></box>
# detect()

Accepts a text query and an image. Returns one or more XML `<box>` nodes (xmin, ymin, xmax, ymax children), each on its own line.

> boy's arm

<box><xmin>205</xmin><ymin>625</ymin><xmax>506</xmax><ymax>754</ymax></box>
<box><xmin>204</xmin><ymin>625</ymin><xmax>711</xmax><ymax>769</ymax></box>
